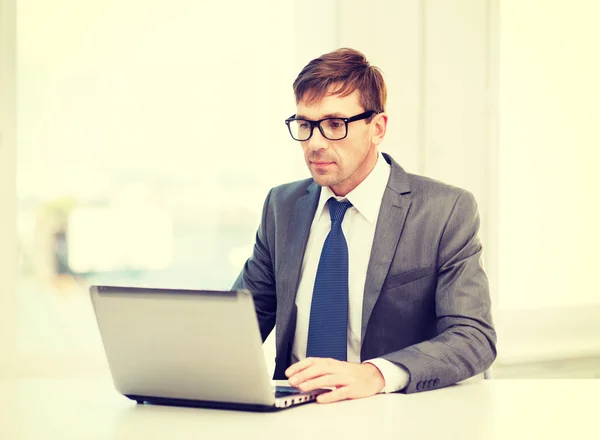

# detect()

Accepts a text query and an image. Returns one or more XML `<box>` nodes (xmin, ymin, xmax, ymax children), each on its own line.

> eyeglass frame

<box><xmin>284</xmin><ymin>110</ymin><xmax>378</xmax><ymax>141</ymax></box>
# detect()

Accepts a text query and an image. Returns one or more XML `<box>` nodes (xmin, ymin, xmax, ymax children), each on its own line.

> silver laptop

<box><xmin>89</xmin><ymin>285</ymin><xmax>327</xmax><ymax>411</ymax></box>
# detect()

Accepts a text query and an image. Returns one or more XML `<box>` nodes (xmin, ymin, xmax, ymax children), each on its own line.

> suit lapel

<box><xmin>275</xmin><ymin>182</ymin><xmax>320</xmax><ymax>359</ymax></box>
<box><xmin>361</xmin><ymin>155</ymin><xmax>412</xmax><ymax>344</ymax></box>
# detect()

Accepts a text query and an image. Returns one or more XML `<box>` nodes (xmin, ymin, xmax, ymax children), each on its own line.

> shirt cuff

<box><xmin>364</xmin><ymin>358</ymin><xmax>410</xmax><ymax>393</ymax></box>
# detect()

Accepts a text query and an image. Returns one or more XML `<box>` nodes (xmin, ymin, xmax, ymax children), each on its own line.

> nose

<box><xmin>306</xmin><ymin>126</ymin><xmax>328</xmax><ymax>151</ymax></box>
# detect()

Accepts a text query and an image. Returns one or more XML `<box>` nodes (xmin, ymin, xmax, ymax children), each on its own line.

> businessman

<box><xmin>233</xmin><ymin>48</ymin><xmax>496</xmax><ymax>403</ymax></box>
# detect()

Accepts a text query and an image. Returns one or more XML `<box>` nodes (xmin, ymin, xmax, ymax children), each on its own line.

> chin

<box><xmin>311</xmin><ymin>174</ymin><xmax>330</xmax><ymax>186</ymax></box>
<box><xmin>314</xmin><ymin>176</ymin><xmax>339</xmax><ymax>188</ymax></box>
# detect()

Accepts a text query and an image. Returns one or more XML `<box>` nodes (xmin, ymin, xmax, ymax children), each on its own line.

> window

<box><xmin>14</xmin><ymin>0</ymin><xmax>311</xmax><ymax>371</ymax></box>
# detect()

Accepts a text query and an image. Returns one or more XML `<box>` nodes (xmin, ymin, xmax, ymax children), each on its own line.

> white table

<box><xmin>0</xmin><ymin>376</ymin><xmax>598</xmax><ymax>439</ymax></box>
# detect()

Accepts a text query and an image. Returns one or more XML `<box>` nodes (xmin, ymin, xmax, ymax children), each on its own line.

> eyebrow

<box><xmin>295</xmin><ymin>112</ymin><xmax>347</xmax><ymax>120</ymax></box>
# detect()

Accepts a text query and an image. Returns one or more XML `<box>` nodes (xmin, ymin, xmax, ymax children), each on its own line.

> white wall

<box><xmin>495</xmin><ymin>0</ymin><xmax>600</xmax><ymax>363</ymax></box>
<box><xmin>0</xmin><ymin>0</ymin><xmax>17</xmax><ymax>377</ymax></box>
<box><xmin>499</xmin><ymin>0</ymin><xmax>600</xmax><ymax>310</ymax></box>
<box><xmin>16</xmin><ymin>0</ymin><xmax>306</xmax><ymax>201</ymax></box>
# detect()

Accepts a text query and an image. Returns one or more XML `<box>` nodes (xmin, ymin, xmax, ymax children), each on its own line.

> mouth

<box><xmin>310</xmin><ymin>161</ymin><xmax>335</xmax><ymax>171</ymax></box>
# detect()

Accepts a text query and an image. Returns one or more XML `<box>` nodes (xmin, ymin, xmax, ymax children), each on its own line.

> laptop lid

<box><xmin>90</xmin><ymin>286</ymin><xmax>325</xmax><ymax>410</ymax></box>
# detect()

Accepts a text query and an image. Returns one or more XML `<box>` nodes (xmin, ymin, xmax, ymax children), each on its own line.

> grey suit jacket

<box><xmin>233</xmin><ymin>153</ymin><xmax>497</xmax><ymax>394</ymax></box>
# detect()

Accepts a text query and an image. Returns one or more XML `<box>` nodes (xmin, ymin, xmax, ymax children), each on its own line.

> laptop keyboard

<box><xmin>274</xmin><ymin>385</ymin><xmax>302</xmax><ymax>398</ymax></box>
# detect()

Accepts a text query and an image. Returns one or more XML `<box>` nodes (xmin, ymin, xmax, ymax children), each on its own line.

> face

<box><xmin>296</xmin><ymin>88</ymin><xmax>387</xmax><ymax>196</ymax></box>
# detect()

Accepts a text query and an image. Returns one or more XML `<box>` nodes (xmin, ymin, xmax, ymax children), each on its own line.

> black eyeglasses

<box><xmin>284</xmin><ymin>110</ymin><xmax>377</xmax><ymax>141</ymax></box>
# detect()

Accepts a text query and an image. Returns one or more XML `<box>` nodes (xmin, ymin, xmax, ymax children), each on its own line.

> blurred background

<box><xmin>1</xmin><ymin>0</ymin><xmax>599</xmax><ymax>379</ymax></box>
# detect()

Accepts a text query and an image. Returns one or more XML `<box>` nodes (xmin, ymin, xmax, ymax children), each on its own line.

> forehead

<box><xmin>296</xmin><ymin>88</ymin><xmax>363</xmax><ymax>119</ymax></box>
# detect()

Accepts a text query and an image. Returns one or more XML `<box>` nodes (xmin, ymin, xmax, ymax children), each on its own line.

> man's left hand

<box><xmin>285</xmin><ymin>358</ymin><xmax>385</xmax><ymax>404</ymax></box>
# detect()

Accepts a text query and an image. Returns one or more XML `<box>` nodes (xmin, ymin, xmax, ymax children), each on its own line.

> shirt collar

<box><xmin>316</xmin><ymin>151</ymin><xmax>391</xmax><ymax>224</ymax></box>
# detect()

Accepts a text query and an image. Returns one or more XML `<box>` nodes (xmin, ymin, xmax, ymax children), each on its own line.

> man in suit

<box><xmin>233</xmin><ymin>48</ymin><xmax>496</xmax><ymax>403</ymax></box>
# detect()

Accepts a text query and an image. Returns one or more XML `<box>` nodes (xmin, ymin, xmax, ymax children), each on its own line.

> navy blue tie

<box><xmin>306</xmin><ymin>198</ymin><xmax>352</xmax><ymax>361</ymax></box>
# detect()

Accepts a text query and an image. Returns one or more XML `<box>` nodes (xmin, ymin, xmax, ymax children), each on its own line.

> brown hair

<box><xmin>293</xmin><ymin>48</ymin><xmax>386</xmax><ymax>114</ymax></box>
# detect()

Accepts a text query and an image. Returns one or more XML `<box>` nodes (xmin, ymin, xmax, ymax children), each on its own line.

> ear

<box><xmin>371</xmin><ymin>112</ymin><xmax>388</xmax><ymax>146</ymax></box>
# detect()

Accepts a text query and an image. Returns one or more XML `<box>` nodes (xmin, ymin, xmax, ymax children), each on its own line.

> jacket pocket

<box><xmin>382</xmin><ymin>265</ymin><xmax>435</xmax><ymax>290</ymax></box>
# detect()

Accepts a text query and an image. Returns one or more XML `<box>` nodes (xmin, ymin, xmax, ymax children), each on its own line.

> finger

<box><xmin>285</xmin><ymin>358</ymin><xmax>317</xmax><ymax>378</ymax></box>
<box><xmin>316</xmin><ymin>386</ymin><xmax>351</xmax><ymax>404</ymax></box>
<box><xmin>298</xmin><ymin>373</ymin><xmax>348</xmax><ymax>392</ymax></box>
<box><xmin>288</xmin><ymin>364</ymin><xmax>329</xmax><ymax>387</ymax></box>
<box><xmin>288</xmin><ymin>359</ymin><xmax>340</xmax><ymax>386</ymax></box>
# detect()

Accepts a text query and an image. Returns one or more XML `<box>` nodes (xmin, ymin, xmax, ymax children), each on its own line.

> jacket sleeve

<box><xmin>232</xmin><ymin>188</ymin><xmax>277</xmax><ymax>342</ymax></box>
<box><xmin>380</xmin><ymin>190</ymin><xmax>497</xmax><ymax>393</ymax></box>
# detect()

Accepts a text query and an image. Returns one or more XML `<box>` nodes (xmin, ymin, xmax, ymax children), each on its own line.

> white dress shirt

<box><xmin>291</xmin><ymin>152</ymin><xmax>410</xmax><ymax>393</ymax></box>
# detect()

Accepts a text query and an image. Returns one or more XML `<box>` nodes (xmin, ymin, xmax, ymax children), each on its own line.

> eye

<box><xmin>327</xmin><ymin>119</ymin><xmax>344</xmax><ymax>130</ymax></box>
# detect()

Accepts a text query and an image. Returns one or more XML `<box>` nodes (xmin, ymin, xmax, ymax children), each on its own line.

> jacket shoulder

<box><xmin>406</xmin><ymin>173</ymin><xmax>476</xmax><ymax>205</ymax></box>
<box><xmin>269</xmin><ymin>177</ymin><xmax>315</xmax><ymax>201</ymax></box>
